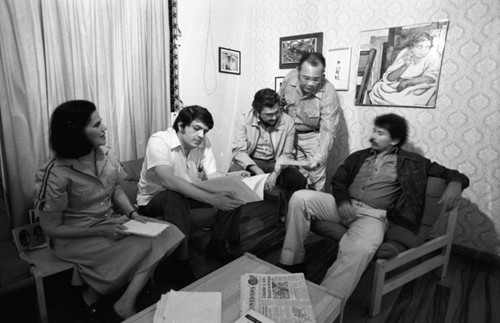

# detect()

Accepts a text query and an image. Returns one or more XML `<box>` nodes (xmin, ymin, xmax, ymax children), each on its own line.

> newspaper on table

<box><xmin>154</xmin><ymin>291</ymin><xmax>222</xmax><ymax>323</ymax></box>
<box><xmin>240</xmin><ymin>273</ymin><xmax>316</xmax><ymax>323</ymax></box>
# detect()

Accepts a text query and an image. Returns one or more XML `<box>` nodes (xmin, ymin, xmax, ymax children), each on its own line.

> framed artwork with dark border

<box><xmin>274</xmin><ymin>77</ymin><xmax>285</xmax><ymax>91</ymax></box>
<box><xmin>279</xmin><ymin>32</ymin><xmax>323</xmax><ymax>69</ymax></box>
<box><xmin>219</xmin><ymin>47</ymin><xmax>241</xmax><ymax>75</ymax></box>
<box><xmin>355</xmin><ymin>20</ymin><xmax>449</xmax><ymax>108</ymax></box>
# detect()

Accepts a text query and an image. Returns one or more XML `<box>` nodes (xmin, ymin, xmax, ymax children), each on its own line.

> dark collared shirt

<box><xmin>349</xmin><ymin>147</ymin><xmax>401</xmax><ymax>210</ymax></box>
<box><xmin>252</xmin><ymin>121</ymin><xmax>276</xmax><ymax>161</ymax></box>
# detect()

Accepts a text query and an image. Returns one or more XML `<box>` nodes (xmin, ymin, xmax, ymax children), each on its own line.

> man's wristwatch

<box><xmin>127</xmin><ymin>209</ymin><xmax>139</xmax><ymax>219</ymax></box>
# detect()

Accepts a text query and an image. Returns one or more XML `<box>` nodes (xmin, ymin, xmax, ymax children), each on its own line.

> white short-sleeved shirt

<box><xmin>136</xmin><ymin>128</ymin><xmax>217</xmax><ymax>206</ymax></box>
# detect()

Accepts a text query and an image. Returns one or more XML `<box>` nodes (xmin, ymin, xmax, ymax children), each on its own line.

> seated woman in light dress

<box><xmin>369</xmin><ymin>32</ymin><xmax>441</xmax><ymax>107</ymax></box>
<box><xmin>34</xmin><ymin>100</ymin><xmax>184</xmax><ymax>320</ymax></box>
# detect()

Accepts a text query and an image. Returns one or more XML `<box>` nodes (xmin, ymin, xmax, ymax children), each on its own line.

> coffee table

<box><xmin>124</xmin><ymin>253</ymin><xmax>343</xmax><ymax>323</ymax></box>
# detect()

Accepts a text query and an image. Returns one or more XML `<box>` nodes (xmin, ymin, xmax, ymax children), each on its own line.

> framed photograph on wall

<box><xmin>274</xmin><ymin>77</ymin><xmax>285</xmax><ymax>91</ymax></box>
<box><xmin>355</xmin><ymin>20</ymin><xmax>449</xmax><ymax>108</ymax></box>
<box><xmin>326</xmin><ymin>47</ymin><xmax>351</xmax><ymax>91</ymax></box>
<box><xmin>279</xmin><ymin>32</ymin><xmax>323</xmax><ymax>69</ymax></box>
<box><xmin>219</xmin><ymin>47</ymin><xmax>241</xmax><ymax>75</ymax></box>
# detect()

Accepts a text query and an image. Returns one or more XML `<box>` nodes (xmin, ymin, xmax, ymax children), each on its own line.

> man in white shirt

<box><xmin>137</xmin><ymin>106</ymin><xmax>247</xmax><ymax>285</ymax></box>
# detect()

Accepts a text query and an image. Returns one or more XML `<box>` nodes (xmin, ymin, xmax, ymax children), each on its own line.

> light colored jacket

<box><xmin>231</xmin><ymin>110</ymin><xmax>295</xmax><ymax>169</ymax></box>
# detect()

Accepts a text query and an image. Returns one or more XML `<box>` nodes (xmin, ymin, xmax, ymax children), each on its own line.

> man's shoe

<box><xmin>176</xmin><ymin>259</ymin><xmax>196</xmax><ymax>287</ymax></box>
<box><xmin>205</xmin><ymin>239</ymin><xmax>237</xmax><ymax>264</ymax></box>
<box><xmin>278</xmin><ymin>262</ymin><xmax>307</xmax><ymax>274</ymax></box>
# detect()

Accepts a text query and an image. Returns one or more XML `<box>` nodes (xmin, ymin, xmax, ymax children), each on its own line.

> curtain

<box><xmin>0</xmin><ymin>0</ymin><xmax>171</xmax><ymax>226</ymax></box>
<box><xmin>42</xmin><ymin>0</ymin><xmax>171</xmax><ymax>159</ymax></box>
<box><xmin>0</xmin><ymin>0</ymin><xmax>51</xmax><ymax>228</ymax></box>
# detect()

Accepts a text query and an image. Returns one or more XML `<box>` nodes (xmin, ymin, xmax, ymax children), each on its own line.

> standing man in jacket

<box><xmin>278</xmin><ymin>113</ymin><xmax>469</xmax><ymax>301</ymax></box>
<box><xmin>279</xmin><ymin>52</ymin><xmax>340</xmax><ymax>191</ymax></box>
<box><xmin>230</xmin><ymin>88</ymin><xmax>306</xmax><ymax>202</ymax></box>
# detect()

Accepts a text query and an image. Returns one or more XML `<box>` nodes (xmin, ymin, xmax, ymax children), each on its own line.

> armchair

<box><xmin>311</xmin><ymin>177</ymin><xmax>457</xmax><ymax>316</ymax></box>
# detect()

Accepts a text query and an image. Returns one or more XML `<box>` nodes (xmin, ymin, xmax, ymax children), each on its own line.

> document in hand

<box><xmin>123</xmin><ymin>220</ymin><xmax>169</xmax><ymax>238</ymax></box>
<box><xmin>153</xmin><ymin>291</ymin><xmax>222</xmax><ymax>323</ymax></box>
<box><xmin>193</xmin><ymin>173</ymin><xmax>270</xmax><ymax>203</ymax></box>
<box><xmin>241</xmin><ymin>273</ymin><xmax>316</xmax><ymax>323</ymax></box>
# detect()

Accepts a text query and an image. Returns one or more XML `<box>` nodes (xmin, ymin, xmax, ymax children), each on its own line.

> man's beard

<box><xmin>260</xmin><ymin>118</ymin><xmax>277</xmax><ymax>128</ymax></box>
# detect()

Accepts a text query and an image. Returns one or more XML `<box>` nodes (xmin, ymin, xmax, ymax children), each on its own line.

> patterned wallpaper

<box><xmin>249</xmin><ymin>0</ymin><xmax>500</xmax><ymax>255</ymax></box>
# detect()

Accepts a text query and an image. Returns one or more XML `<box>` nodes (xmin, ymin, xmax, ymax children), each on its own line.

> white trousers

<box><xmin>296</xmin><ymin>132</ymin><xmax>328</xmax><ymax>191</ymax></box>
<box><xmin>279</xmin><ymin>190</ymin><xmax>387</xmax><ymax>300</ymax></box>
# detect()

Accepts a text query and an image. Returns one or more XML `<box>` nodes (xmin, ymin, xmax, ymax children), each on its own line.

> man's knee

<box><xmin>341</xmin><ymin>236</ymin><xmax>381</xmax><ymax>259</ymax></box>
<box><xmin>146</xmin><ymin>190</ymin><xmax>190</xmax><ymax>219</ymax></box>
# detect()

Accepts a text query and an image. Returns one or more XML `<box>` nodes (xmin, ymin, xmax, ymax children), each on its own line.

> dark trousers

<box><xmin>140</xmin><ymin>190</ymin><xmax>241</xmax><ymax>260</ymax></box>
<box><xmin>230</xmin><ymin>158</ymin><xmax>307</xmax><ymax>200</ymax></box>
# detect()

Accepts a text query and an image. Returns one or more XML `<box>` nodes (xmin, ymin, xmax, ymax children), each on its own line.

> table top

<box><xmin>124</xmin><ymin>253</ymin><xmax>342</xmax><ymax>323</ymax></box>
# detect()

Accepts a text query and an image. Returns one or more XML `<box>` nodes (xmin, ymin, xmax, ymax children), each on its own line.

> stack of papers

<box><xmin>154</xmin><ymin>291</ymin><xmax>222</xmax><ymax>323</ymax></box>
<box><xmin>123</xmin><ymin>220</ymin><xmax>169</xmax><ymax>238</ymax></box>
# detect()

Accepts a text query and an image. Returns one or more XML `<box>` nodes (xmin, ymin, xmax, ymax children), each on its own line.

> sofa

<box><xmin>120</xmin><ymin>158</ymin><xmax>218</xmax><ymax>232</ymax></box>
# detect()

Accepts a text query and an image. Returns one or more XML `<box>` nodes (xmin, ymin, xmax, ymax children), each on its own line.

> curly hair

<box><xmin>374</xmin><ymin>113</ymin><xmax>409</xmax><ymax>147</ymax></box>
<box><xmin>252</xmin><ymin>88</ymin><xmax>281</xmax><ymax>113</ymax></box>
<box><xmin>173</xmin><ymin>105</ymin><xmax>214</xmax><ymax>132</ymax></box>
<box><xmin>50</xmin><ymin>100</ymin><xmax>97</xmax><ymax>159</ymax></box>
<box><xmin>406</xmin><ymin>32</ymin><xmax>433</xmax><ymax>49</ymax></box>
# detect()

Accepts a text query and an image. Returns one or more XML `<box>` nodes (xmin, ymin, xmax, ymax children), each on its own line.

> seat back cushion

<box><xmin>121</xmin><ymin>158</ymin><xmax>144</xmax><ymax>182</ymax></box>
<box><xmin>386</xmin><ymin>177</ymin><xmax>446</xmax><ymax>248</ymax></box>
<box><xmin>120</xmin><ymin>158</ymin><xmax>144</xmax><ymax>204</ymax></box>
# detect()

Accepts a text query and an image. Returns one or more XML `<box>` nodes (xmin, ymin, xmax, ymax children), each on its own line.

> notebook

<box><xmin>123</xmin><ymin>220</ymin><xmax>169</xmax><ymax>238</ymax></box>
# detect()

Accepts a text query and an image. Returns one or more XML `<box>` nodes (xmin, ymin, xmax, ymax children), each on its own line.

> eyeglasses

<box><xmin>262</xmin><ymin>108</ymin><xmax>283</xmax><ymax>118</ymax></box>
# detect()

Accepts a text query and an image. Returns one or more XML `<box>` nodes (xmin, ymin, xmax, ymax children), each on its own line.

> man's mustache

<box><xmin>370</xmin><ymin>138</ymin><xmax>377</xmax><ymax>146</ymax></box>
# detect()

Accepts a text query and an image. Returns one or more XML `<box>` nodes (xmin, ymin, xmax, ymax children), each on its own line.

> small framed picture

<box><xmin>326</xmin><ymin>47</ymin><xmax>352</xmax><ymax>91</ymax></box>
<box><xmin>279</xmin><ymin>32</ymin><xmax>323</xmax><ymax>69</ymax></box>
<box><xmin>12</xmin><ymin>223</ymin><xmax>47</xmax><ymax>252</ymax></box>
<box><xmin>274</xmin><ymin>77</ymin><xmax>285</xmax><ymax>91</ymax></box>
<box><xmin>219</xmin><ymin>47</ymin><xmax>241</xmax><ymax>75</ymax></box>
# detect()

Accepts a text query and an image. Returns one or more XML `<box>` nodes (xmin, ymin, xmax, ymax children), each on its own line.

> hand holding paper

<box><xmin>208</xmin><ymin>191</ymin><xmax>245</xmax><ymax>211</ymax></box>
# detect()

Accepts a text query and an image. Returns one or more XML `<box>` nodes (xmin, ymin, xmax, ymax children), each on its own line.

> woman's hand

<box><xmin>100</xmin><ymin>224</ymin><xmax>129</xmax><ymax>241</ymax></box>
<box><xmin>396</xmin><ymin>80</ymin><xmax>411</xmax><ymax>92</ymax></box>
<box><xmin>130</xmin><ymin>213</ymin><xmax>148</xmax><ymax>223</ymax></box>
<box><xmin>403</xmin><ymin>52</ymin><xmax>414</xmax><ymax>66</ymax></box>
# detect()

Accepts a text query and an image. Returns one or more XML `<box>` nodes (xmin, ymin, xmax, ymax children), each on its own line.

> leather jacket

<box><xmin>331</xmin><ymin>148</ymin><xmax>469</xmax><ymax>232</ymax></box>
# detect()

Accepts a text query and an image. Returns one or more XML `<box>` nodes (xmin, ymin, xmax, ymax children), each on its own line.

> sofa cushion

<box><xmin>121</xmin><ymin>158</ymin><xmax>144</xmax><ymax>182</ymax></box>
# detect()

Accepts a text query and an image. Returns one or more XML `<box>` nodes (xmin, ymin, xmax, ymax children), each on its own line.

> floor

<box><xmin>2</xmin><ymin>200</ymin><xmax>499</xmax><ymax>323</ymax></box>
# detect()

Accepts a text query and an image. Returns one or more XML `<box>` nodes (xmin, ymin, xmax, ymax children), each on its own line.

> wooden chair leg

<box><xmin>32</xmin><ymin>268</ymin><xmax>48</xmax><ymax>323</ymax></box>
<box><xmin>370</xmin><ymin>260</ymin><xmax>387</xmax><ymax>317</ymax></box>
<box><xmin>436</xmin><ymin>250</ymin><xmax>451</xmax><ymax>279</ymax></box>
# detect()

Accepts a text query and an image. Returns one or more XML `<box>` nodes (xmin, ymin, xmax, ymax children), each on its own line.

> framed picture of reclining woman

<box><xmin>355</xmin><ymin>20</ymin><xmax>449</xmax><ymax>108</ymax></box>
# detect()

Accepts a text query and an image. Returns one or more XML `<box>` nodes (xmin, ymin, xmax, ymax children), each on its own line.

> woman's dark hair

<box><xmin>374</xmin><ymin>113</ymin><xmax>409</xmax><ymax>147</ymax></box>
<box><xmin>252</xmin><ymin>88</ymin><xmax>281</xmax><ymax>113</ymax></box>
<box><xmin>173</xmin><ymin>105</ymin><xmax>214</xmax><ymax>132</ymax></box>
<box><xmin>50</xmin><ymin>100</ymin><xmax>96</xmax><ymax>158</ymax></box>
<box><xmin>406</xmin><ymin>32</ymin><xmax>433</xmax><ymax>49</ymax></box>
<box><xmin>298</xmin><ymin>52</ymin><xmax>326</xmax><ymax>70</ymax></box>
